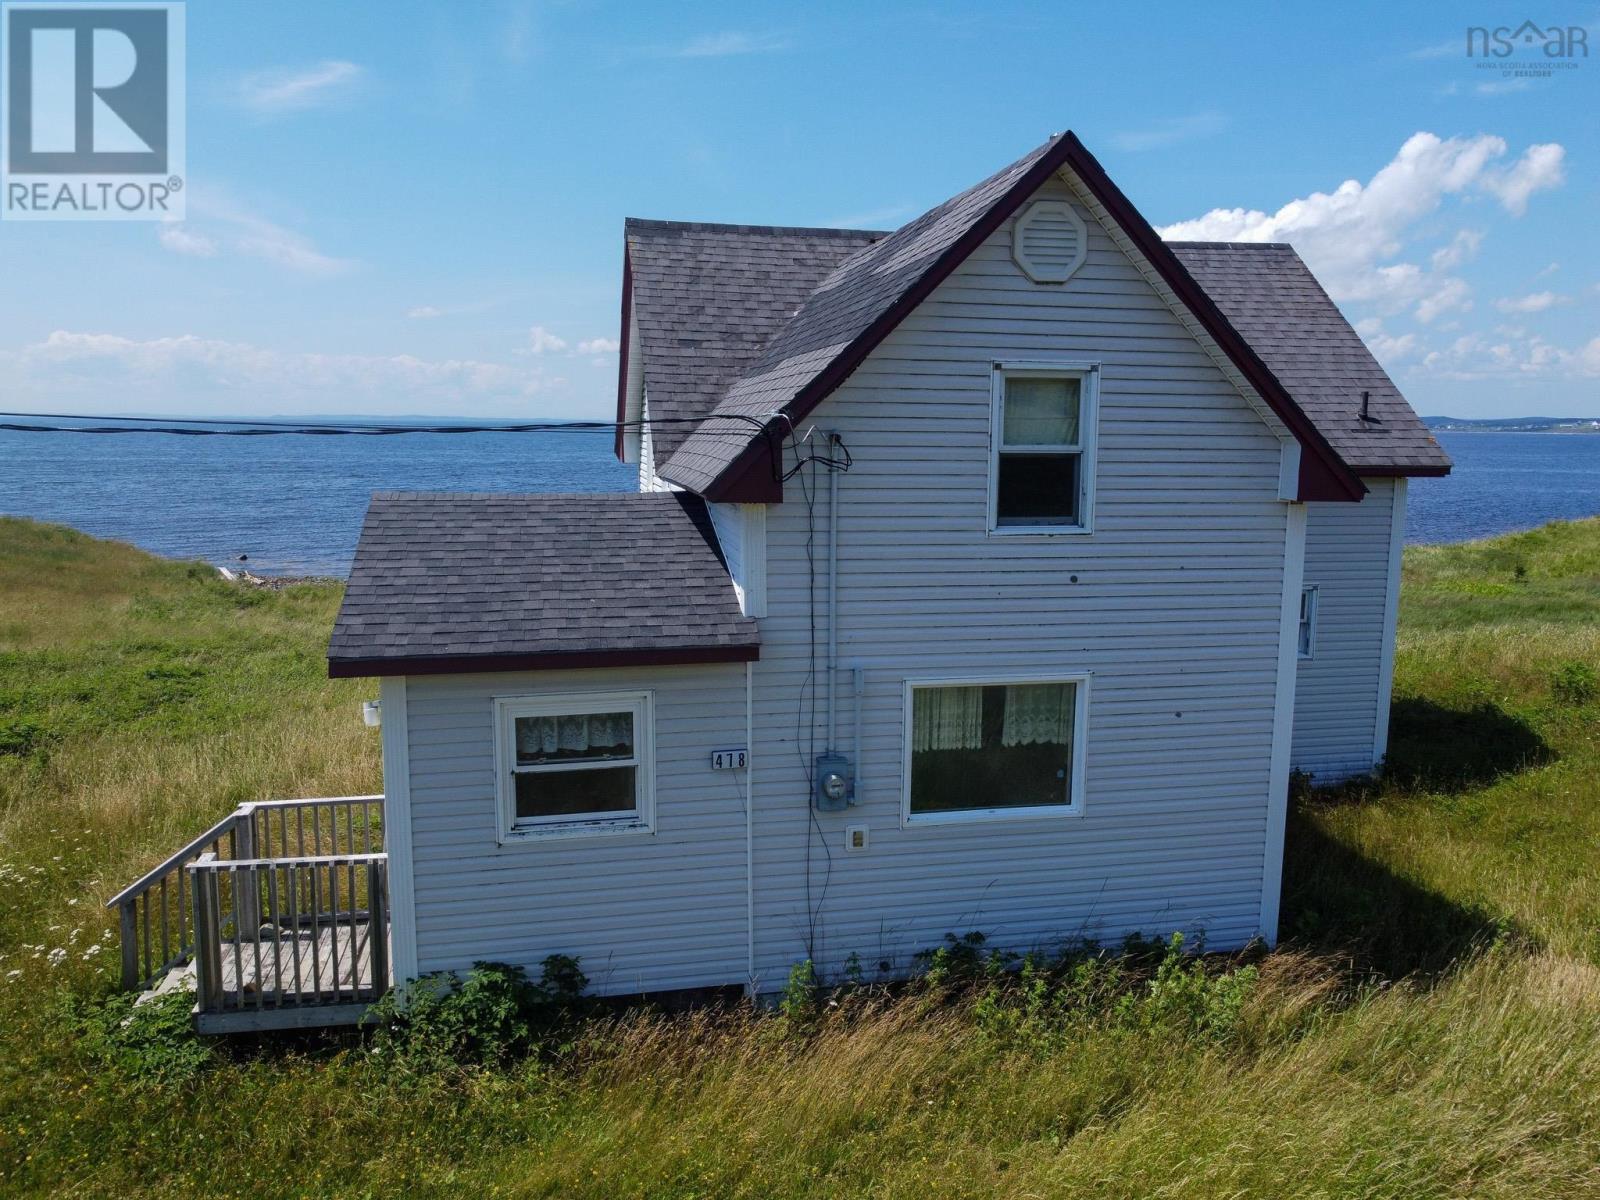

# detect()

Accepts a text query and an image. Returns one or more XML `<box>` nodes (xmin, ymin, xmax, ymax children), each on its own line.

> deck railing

<box><xmin>105</xmin><ymin>796</ymin><xmax>384</xmax><ymax>993</ymax></box>
<box><xmin>189</xmin><ymin>851</ymin><xmax>389</xmax><ymax>1022</ymax></box>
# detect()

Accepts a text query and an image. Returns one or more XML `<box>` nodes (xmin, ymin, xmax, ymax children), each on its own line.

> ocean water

<box><xmin>1405</xmin><ymin>432</ymin><xmax>1600</xmax><ymax>545</ymax></box>
<box><xmin>0</xmin><ymin>425</ymin><xmax>1595</xmax><ymax>575</ymax></box>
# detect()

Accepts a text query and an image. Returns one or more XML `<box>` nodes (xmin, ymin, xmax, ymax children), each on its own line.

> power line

<box><xmin>0</xmin><ymin>410</ymin><xmax>772</xmax><ymax>437</ymax></box>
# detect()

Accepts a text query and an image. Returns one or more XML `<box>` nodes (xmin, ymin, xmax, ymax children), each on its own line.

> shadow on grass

<box><xmin>1276</xmin><ymin>698</ymin><xmax>1549</xmax><ymax>979</ymax></box>
<box><xmin>1279</xmin><ymin>806</ymin><xmax>1527</xmax><ymax>979</ymax></box>
<box><xmin>1380</xmin><ymin>696</ymin><xmax>1553</xmax><ymax>793</ymax></box>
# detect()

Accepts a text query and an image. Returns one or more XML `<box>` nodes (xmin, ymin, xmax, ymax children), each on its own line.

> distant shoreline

<box><xmin>1424</xmin><ymin>418</ymin><xmax>1600</xmax><ymax>434</ymax></box>
<box><xmin>1428</xmin><ymin>427</ymin><xmax>1599</xmax><ymax>435</ymax></box>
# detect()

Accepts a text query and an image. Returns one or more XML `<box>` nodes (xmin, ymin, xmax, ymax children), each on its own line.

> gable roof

<box><xmin>327</xmin><ymin>491</ymin><xmax>759</xmax><ymax>678</ymax></box>
<box><xmin>619</xmin><ymin>220</ymin><xmax>884</xmax><ymax>463</ymax></box>
<box><xmin>630</xmin><ymin>131</ymin><xmax>1375</xmax><ymax>504</ymax></box>
<box><xmin>1169</xmin><ymin>242</ymin><xmax>1450</xmax><ymax>476</ymax></box>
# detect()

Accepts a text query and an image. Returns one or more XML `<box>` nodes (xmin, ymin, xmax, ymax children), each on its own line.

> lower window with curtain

<box><xmin>493</xmin><ymin>692</ymin><xmax>654</xmax><ymax>839</ymax></box>
<box><xmin>905</xmin><ymin>677</ymin><xmax>1086</xmax><ymax>821</ymax></box>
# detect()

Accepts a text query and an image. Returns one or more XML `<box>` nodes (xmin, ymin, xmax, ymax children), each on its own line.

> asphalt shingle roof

<box><xmin>629</xmin><ymin>134</ymin><xmax>1447</xmax><ymax>495</ymax></box>
<box><xmin>327</xmin><ymin>491</ymin><xmax>759</xmax><ymax>677</ymax></box>
<box><xmin>1169</xmin><ymin>242</ymin><xmax>1451</xmax><ymax>475</ymax></box>
<box><xmin>626</xmin><ymin>219</ymin><xmax>884</xmax><ymax>462</ymax></box>
<box><xmin>657</xmin><ymin>139</ymin><xmax>1058</xmax><ymax>494</ymax></box>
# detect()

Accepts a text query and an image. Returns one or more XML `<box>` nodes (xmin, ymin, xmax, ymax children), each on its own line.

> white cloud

<box><xmin>407</xmin><ymin>305</ymin><xmax>443</xmax><ymax>319</ymax></box>
<box><xmin>501</xmin><ymin>2</ymin><xmax>536</xmax><ymax>63</ymax></box>
<box><xmin>1494</xmin><ymin>291</ymin><xmax>1569</xmax><ymax>314</ymax></box>
<box><xmin>157</xmin><ymin>225</ymin><xmax>217</xmax><ymax>257</ymax></box>
<box><xmin>1430</xmin><ymin>229</ymin><xmax>1483</xmax><ymax>271</ymax></box>
<box><xmin>230</xmin><ymin>216</ymin><xmax>350</xmax><ymax>276</ymax></box>
<box><xmin>1419</xmin><ymin>330</ymin><xmax>1600</xmax><ymax>380</ymax></box>
<box><xmin>1476</xmin><ymin>78</ymin><xmax>1533</xmax><ymax>96</ymax></box>
<box><xmin>156</xmin><ymin>189</ymin><xmax>354</xmax><ymax>277</ymax></box>
<box><xmin>576</xmin><ymin>337</ymin><xmax>620</xmax><ymax>355</ymax></box>
<box><xmin>1408</xmin><ymin>38</ymin><xmax>1460</xmax><ymax>59</ymax></box>
<box><xmin>1416</xmin><ymin>277</ymin><xmax>1473</xmax><ymax>323</ymax></box>
<box><xmin>1481</xmin><ymin>143</ymin><xmax>1565</xmax><ymax>215</ymax></box>
<box><xmin>1157</xmin><ymin>132</ymin><xmax>1563</xmax><ymax>323</ymax></box>
<box><xmin>1110</xmin><ymin>112</ymin><xmax>1227</xmax><ymax>153</ymax></box>
<box><xmin>650</xmin><ymin>31</ymin><xmax>790</xmax><ymax>58</ymax></box>
<box><xmin>0</xmin><ymin>330</ymin><xmax>549</xmax><ymax>407</ymax></box>
<box><xmin>1360</xmin><ymin>320</ymin><xmax>1420</xmax><ymax>363</ymax></box>
<box><xmin>236</xmin><ymin>61</ymin><xmax>364</xmax><ymax>115</ymax></box>
<box><xmin>524</xmin><ymin>326</ymin><xmax>568</xmax><ymax>354</ymax></box>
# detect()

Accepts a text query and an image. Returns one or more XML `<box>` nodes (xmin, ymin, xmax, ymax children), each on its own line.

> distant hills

<box><xmin>1425</xmin><ymin>415</ymin><xmax>1600</xmax><ymax>433</ymax></box>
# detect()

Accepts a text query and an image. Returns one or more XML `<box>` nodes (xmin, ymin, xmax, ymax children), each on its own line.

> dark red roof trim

<box><xmin>1061</xmin><ymin>137</ymin><xmax>1363</xmax><ymax>503</ymax></box>
<box><xmin>612</xmin><ymin>248</ymin><xmax>634</xmax><ymax>462</ymax></box>
<box><xmin>700</xmin><ymin>131</ymin><xmax>1365</xmax><ymax>505</ymax></box>
<box><xmin>329</xmin><ymin>642</ymin><xmax>759</xmax><ymax>680</ymax></box>
<box><xmin>1357</xmin><ymin>464</ymin><xmax>1451</xmax><ymax>479</ymax></box>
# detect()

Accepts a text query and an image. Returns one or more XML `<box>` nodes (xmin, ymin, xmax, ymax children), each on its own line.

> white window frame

<box><xmin>901</xmin><ymin>671</ymin><xmax>1091</xmax><ymax>827</ymax></box>
<box><xmin>1298</xmin><ymin>585</ymin><xmax>1319</xmax><ymax>660</ymax></box>
<box><xmin>987</xmin><ymin>361</ymin><xmax>1099</xmax><ymax>536</ymax></box>
<box><xmin>493</xmin><ymin>691</ymin><xmax>655</xmax><ymax>843</ymax></box>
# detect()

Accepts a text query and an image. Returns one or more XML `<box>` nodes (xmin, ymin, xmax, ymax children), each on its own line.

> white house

<box><xmin>328</xmin><ymin>131</ymin><xmax>1450</xmax><ymax>999</ymax></box>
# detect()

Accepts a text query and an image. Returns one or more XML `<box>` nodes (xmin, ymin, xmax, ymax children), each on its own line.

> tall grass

<box><xmin>1</xmin><ymin>515</ymin><xmax>1597</xmax><ymax>1198</ymax></box>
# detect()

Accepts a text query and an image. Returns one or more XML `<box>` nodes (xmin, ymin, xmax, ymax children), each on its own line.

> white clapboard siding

<box><xmin>1292</xmin><ymin>477</ymin><xmax>1400</xmax><ymax>782</ymax></box>
<box><xmin>707</xmin><ymin>500</ymin><xmax>742</xmax><ymax>596</ymax></box>
<box><xmin>403</xmin><ymin>664</ymin><xmax>752</xmax><ymax>996</ymax></box>
<box><xmin>638</xmin><ymin>394</ymin><xmax>676</xmax><ymax>493</ymax></box>
<box><xmin>744</xmin><ymin>175</ymin><xmax>1292</xmax><ymax>987</ymax></box>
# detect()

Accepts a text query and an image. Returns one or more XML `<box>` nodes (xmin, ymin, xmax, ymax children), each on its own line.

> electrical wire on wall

<box><xmin>781</xmin><ymin>421</ymin><xmax>852</xmax><ymax>965</ymax></box>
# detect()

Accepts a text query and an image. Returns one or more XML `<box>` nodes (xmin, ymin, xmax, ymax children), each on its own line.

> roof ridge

<box><xmin>1163</xmin><ymin>240</ymin><xmax>1295</xmax><ymax>250</ymax></box>
<box><xmin>624</xmin><ymin>217</ymin><xmax>888</xmax><ymax>239</ymax></box>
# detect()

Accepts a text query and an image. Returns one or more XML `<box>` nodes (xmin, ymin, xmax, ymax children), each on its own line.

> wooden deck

<box><xmin>109</xmin><ymin>798</ymin><xmax>393</xmax><ymax>1034</ymax></box>
<box><xmin>149</xmin><ymin>917</ymin><xmax>391</xmax><ymax>1033</ymax></box>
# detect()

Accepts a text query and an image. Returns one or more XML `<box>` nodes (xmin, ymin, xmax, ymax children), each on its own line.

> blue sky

<box><xmin>1</xmin><ymin>1</ymin><xmax>1595</xmax><ymax>420</ymax></box>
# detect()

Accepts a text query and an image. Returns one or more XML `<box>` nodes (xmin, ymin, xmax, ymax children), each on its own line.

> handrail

<box><xmin>105</xmin><ymin>811</ymin><xmax>243</xmax><ymax>909</ymax></box>
<box><xmin>242</xmin><ymin>794</ymin><xmax>383</xmax><ymax>811</ymax></box>
<box><xmin>191</xmin><ymin>852</ymin><xmax>387</xmax><ymax>871</ymax></box>
<box><xmin>107</xmin><ymin>795</ymin><xmax>386</xmax><ymax>994</ymax></box>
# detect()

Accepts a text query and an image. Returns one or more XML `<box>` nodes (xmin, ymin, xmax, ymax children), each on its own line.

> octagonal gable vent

<box><xmin>1011</xmin><ymin>199</ymin><xmax>1087</xmax><ymax>284</ymax></box>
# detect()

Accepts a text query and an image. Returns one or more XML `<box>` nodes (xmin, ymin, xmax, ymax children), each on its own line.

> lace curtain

<box><xmin>1000</xmin><ymin>683</ymin><xmax>1073</xmax><ymax>748</ymax></box>
<box><xmin>913</xmin><ymin>683</ymin><xmax>1074</xmax><ymax>752</ymax></box>
<box><xmin>1002</xmin><ymin>377</ymin><xmax>1081</xmax><ymax>446</ymax></box>
<box><xmin>516</xmin><ymin>712</ymin><xmax>633</xmax><ymax>760</ymax></box>
<box><xmin>912</xmin><ymin>686</ymin><xmax>984</xmax><ymax>752</ymax></box>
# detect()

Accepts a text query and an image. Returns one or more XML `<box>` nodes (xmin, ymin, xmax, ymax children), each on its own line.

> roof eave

<box><xmin>1358</xmin><ymin>463</ymin><xmax>1452</xmax><ymax>479</ymax></box>
<box><xmin>327</xmin><ymin>642</ymin><xmax>760</xmax><ymax>680</ymax></box>
<box><xmin>612</xmin><ymin>247</ymin><xmax>634</xmax><ymax>462</ymax></box>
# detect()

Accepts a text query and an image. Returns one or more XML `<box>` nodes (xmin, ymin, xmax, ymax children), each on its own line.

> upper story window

<box><xmin>1298</xmin><ymin>585</ymin><xmax>1319</xmax><ymax>659</ymax></box>
<box><xmin>989</xmin><ymin>364</ymin><xmax>1098</xmax><ymax>534</ymax></box>
<box><xmin>494</xmin><ymin>692</ymin><xmax>654</xmax><ymax>840</ymax></box>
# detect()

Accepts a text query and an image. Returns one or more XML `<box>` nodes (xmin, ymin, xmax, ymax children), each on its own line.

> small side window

<box><xmin>990</xmin><ymin>366</ymin><xmax>1097</xmax><ymax>534</ymax></box>
<box><xmin>494</xmin><ymin>693</ymin><xmax>654</xmax><ymax>839</ymax></box>
<box><xmin>1298</xmin><ymin>586</ymin><xmax>1318</xmax><ymax>659</ymax></box>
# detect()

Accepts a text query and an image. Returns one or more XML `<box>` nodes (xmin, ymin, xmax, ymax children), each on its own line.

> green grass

<box><xmin>1</xmin><ymin>514</ymin><xmax>1598</xmax><ymax>1198</ymax></box>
